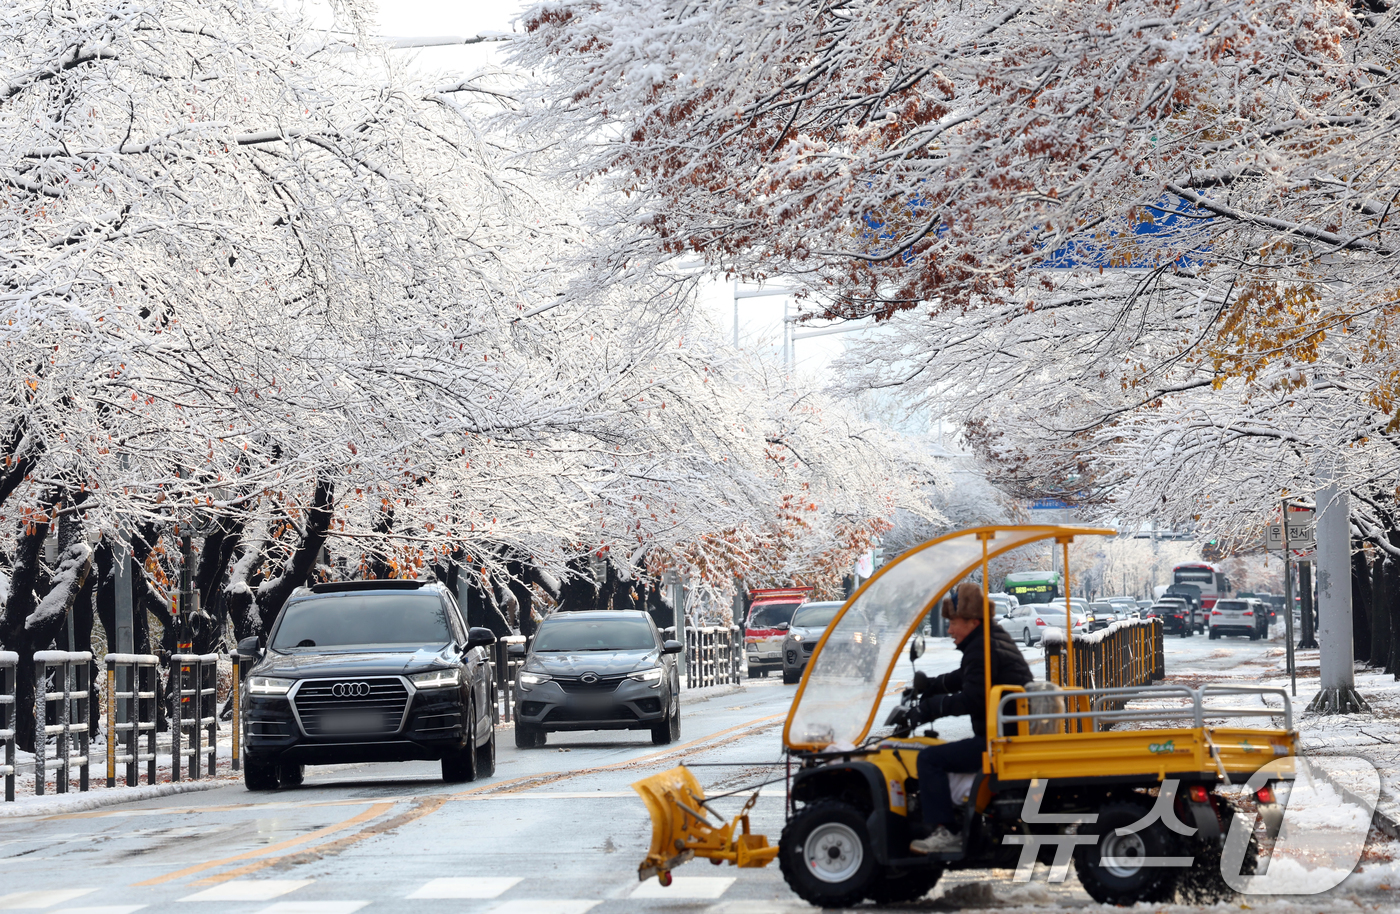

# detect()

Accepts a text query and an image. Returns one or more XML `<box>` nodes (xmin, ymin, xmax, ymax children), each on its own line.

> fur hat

<box><xmin>942</xmin><ymin>582</ymin><xmax>986</xmax><ymax>621</ymax></box>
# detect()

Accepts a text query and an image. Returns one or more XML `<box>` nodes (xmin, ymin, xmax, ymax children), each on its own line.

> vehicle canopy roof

<box><xmin>784</xmin><ymin>525</ymin><xmax>1114</xmax><ymax>751</ymax></box>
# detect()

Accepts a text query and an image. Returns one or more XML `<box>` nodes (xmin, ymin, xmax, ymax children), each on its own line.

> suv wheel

<box><xmin>244</xmin><ymin>758</ymin><xmax>280</xmax><ymax>791</ymax></box>
<box><xmin>651</xmin><ymin>706</ymin><xmax>676</xmax><ymax>746</ymax></box>
<box><xmin>782</xmin><ymin>667</ymin><xmax>800</xmax><ymax>684</ymax></box>
<box><xmin>475</xmin><ymin>726</ymin><xmax>496</xmax><ymax>778</ymax></box>
<box><xmin>442</xmin><ymin>701</ymin><xmax>481</xmax><ymax>783</ymax></box>
<box><xmin>515</xmin><ymin>723</ymin><xmax>544</xmax><ymax>749</ymax></box>
<box><xmin>278</xmin><ymin>763</ymin><xmax>305</xmax><ymax>787</ymax></box>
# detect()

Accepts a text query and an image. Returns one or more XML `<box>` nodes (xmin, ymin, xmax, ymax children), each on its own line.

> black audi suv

<box><xmin>511</xmin><ymin>610</ymin><xmax>682</xmax><ymax>748</ymax></box>
<box><xmin>238</xmin><ymin>580</ymin><xmax>498</xmax><ymax>790</ymax></box>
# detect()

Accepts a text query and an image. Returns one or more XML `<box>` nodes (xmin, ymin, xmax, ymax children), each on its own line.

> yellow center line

<box><xmin>133</xmin><ymin>801</ymin><xmax>396</xmax><ymax>886</ymax></box>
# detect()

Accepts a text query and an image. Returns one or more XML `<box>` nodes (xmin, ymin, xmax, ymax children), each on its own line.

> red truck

<box><xmin>742</xmin><ymin>587</ymin><xmax>811</xmax><ymax>678</ymax></box>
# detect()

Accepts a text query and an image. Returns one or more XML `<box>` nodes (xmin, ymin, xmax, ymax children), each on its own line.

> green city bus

<box><xmin>1003</xmin><ymin>570</ymin><xmax>1062</xmax><ymax>605</ymax></box>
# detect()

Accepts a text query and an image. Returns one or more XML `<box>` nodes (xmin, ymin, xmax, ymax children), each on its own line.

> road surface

<box><xmin>1</xmin><ymin>631</ymin><xmax>1393</xmax><ymax>913</ymax></box>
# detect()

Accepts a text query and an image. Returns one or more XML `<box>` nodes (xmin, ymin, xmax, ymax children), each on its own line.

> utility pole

<box><xmin>1308</xmin><ymin>457</ymin><xmax>1369</xmax><ymax>714</ymax></box>
<box><xmin>1281</xmin><ymin>498</ymin><xmax>1297</xmax><ymax>696</ymax></box>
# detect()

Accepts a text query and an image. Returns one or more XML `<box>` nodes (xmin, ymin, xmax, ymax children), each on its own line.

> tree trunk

<box><xmin>1372</xmin><ymin>551</ymin><xmax>1391</xmax><ymax>670</ymax></box>
<box><xmin>1353</xmin><ymin>545</ymin><xmax>1373</xmax><ymax>664</ymax></box>
<box><xmin>557</xmin><ymin>557</ymin><xmax>598</xmax><ymax>612</ymax></box>
<box><xmin>255</xmin><ymin>475</ymin><xmax>335</xmax><ymax>631</ymax></box>
<box><xmin>1388</xmin><ymin>555</ymin><xmax>1400</xmax><ymax>678</ymax></box>
<box><xmin>1299</xmin><ymin>562</ymin><xmax>1317</xmax><ymax>649</ymax></box>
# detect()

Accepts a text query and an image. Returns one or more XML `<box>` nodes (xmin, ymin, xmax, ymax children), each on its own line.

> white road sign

<box><xmin>1267</xmin><ymin>505</ymin><xmax>1315</xmax><ymax>551</ymax></box>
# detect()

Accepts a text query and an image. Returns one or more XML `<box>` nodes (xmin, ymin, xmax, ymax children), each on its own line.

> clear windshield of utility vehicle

<box><xmin>272</xmin><ymin>594</ymin><xmax>451</xmax><ymax>650</ymax></box>
<box><xmin>784</xmin><ymin>526</ymin><xmax>1102</xmax><ymax>751</ymax></box>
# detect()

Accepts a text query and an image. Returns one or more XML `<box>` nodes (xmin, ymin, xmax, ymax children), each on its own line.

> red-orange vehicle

<box><xmin>743</xmin><ymin>587</ymin><xmax>811</xmax><ymax>678</ymax></box>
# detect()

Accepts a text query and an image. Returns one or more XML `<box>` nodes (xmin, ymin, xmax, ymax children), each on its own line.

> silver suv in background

<box><xmin>780</xmin><ymin>601</ymin><xmax>844</xmax><ymax>684</ymax></box>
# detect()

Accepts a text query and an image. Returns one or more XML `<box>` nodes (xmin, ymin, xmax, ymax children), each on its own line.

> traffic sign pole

<box><xmin>1281</xmin><ymin>498</ymin><xmax>1296</xmax><ymax>697</ymax></box>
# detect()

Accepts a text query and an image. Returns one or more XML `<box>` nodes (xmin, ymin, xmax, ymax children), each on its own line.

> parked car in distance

<box><xmin>1155</xmin><ymin>598</ymin><xmax>1197</xmax><ymax>637</ymax></box>
<box><xmin>1136</xmin><ymin>599</ymin><xmax>1156</xmax><ymax>615</ymax></box>
<box><xmin>1210</xmin><ymin>599</ymin><xmax>1268</xmax><ymax>641</ymax></box>
<box><xmin>781</xmin><ymin>601</ymin><xmax>844</xmax><ymax>684</ymax></box>
<box><xmin>743</xmin><ymin>587</ymin><xmax>811</xmax><ymax>678</ymax></box>
<box><xmin>238</xmin><ymin>580</ymin><xmax>498</xmax><ymax>791</ymax></box>
<box><xmin>988</xmin><ymin>592</ymin><xmax>1020</xmax><ymax>618</ymax></box>
<box><xmin>998</xmin><ymin>602</ymin><xmax>1087</xmax><ymax>646</ymax></box>
<box><xmin>1085</xmin><ymin>601</ymin><xmax>1123</xmax><ymax>632</ymax></box>
<box><xmin>512</xmin><ymin>610</ymin><xmax>682</xmax><ymax>748</ymax></box>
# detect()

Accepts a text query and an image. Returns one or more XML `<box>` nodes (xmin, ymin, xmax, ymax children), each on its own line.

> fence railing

<box><xmin>1</xmin><ymin>651</ymin><xmax>16</xmax><ymax>802</ymax></box>
<box><xmin>34</xmin><ymin>651</ymin><xmax>92</xmax><ymax>796</ymax></box>
<box><xmin>686</xmin><ymin>626</ymin><xmax>741</xmax><ymax>688</ymax></box>
<box><xmin>1042</xmin><ymin>618</ymin><xmax>1164</xmax><ymax>691</ymax></box>
<box><xmin>105</xmin><ymin>654</ymin><xmax>160</xmax><ymax>788</ymax></box>
<box><xmin>170</xmin><ymin>653</ymin><xmax>219</xmax><ymax>781</ymax></box>
<box><xmin>493</xmin><ymin>637</ymin><xmax>527</xmax><ymax>724</ymax></box>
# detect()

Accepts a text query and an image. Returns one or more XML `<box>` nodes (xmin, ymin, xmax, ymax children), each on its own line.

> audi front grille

<box><xmin>291</xmin><ymin>677</ymin><xmax>411</xmax><ymax>737</ymax></box>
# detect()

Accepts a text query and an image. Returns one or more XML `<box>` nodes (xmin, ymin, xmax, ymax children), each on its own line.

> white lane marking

<box><xmin>407</xmin><ymin>878</ymin><xmax>521</xmax><ymax>899</ymax></box>
<box><xmin>253</xmin><ymin>904</ymin><xmax>367</xmax><ymax>914</ymax></box>
<box><xmin>51</xmin><ymin>908</ymin><xmax>147</xmax><ymax>914</ymax></box>
<box><xmin>178</xmin><ymin>881</ymin><xmax>313</xmax><ymax>902</ymax></box>
<box><xmin>0</xmin><ymin>890</ymin><xmax>99</xmax><ymax>910</ymax></box>
<box><xmin>489</xmin><ymin>903</ymin><xmax>599</xmax><ymax>914</ymax></box>
<box><xmin>632</xmin><ymin>877</ymin><xmax>735</xmax><ymax>899</ymax></box>
<box><xmin>704</xmin><ymin>904</ymin><xmax>807</xmax><ymax>914</ymax></box>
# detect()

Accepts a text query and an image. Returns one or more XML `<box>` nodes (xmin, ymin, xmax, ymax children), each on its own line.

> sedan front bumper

<box><xmin>514</xmin><ymin>676</ymin><xmax>668</xmax><ymax>731</ymax></box>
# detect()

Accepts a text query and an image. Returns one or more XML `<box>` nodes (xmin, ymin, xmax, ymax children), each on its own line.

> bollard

<box><xmin>0</xmin><ymin>652</ymin><xmax>15</xmax><ymax>802</ymax></box>
<box><xmin>171</xmin><ymin>654</ymin><xmax>219</xmax><ymax>780</ymax></box>
<box><xmin>105</xmin><ymin>654</ymin><xmax>160</xmax><ymax>787</ymax></box>
<box><xmin>230</xmin><ymin>652</ymin><xmax>241</xmax><ymax>772</ymax></box>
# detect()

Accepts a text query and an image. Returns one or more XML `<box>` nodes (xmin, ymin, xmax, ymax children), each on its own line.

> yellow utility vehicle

<box><xmin>635</xmin><ymin>525</ymin><xmax>1294</xmax><ymax>907</ymax></box>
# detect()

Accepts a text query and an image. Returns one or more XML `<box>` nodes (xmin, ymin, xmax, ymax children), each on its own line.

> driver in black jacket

<box><xmin>909</xmin><ymin>582</ymin><xmax>1033</xmax><ymax>854</ymax></box>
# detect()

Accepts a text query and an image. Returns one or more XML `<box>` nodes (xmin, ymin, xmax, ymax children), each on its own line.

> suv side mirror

<box><xmin>236</xmin><ymin>636</ymin><xmax>262</xmax><ymax>660</ymax></box>
<box><xmin>466</xmin><ymin>627</ymin><xmax>497</xmax><ymax>650</ymax></box>
<box><xmin>775</xmin><ymin>622</ymin><xmax>790</xmax><ymax>631</ymax></box>
<box><xmin>506</xmin><ymin>641</ymin><xmax>527</xmax><ymax>657</ymax></box>
<box><xmin>661</xmin><ymin>640</ymin><xmax>683</xmax><ymax>655</ymax></box>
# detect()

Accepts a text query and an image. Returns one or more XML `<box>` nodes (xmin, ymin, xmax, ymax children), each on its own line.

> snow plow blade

<box><xmin>633</xmin><ymin>765</ymin><xmax>778</xmax><ymax>885</ymax></box>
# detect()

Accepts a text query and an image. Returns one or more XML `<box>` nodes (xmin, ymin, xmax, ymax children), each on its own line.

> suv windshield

<box><xmin>748</xmin><ymin>602</ymin><xmax>801</xmax><ymax>630</ymax></box>
<box><xmin>272</xmin><ymin>594</ymin><xmax>451</xmax><ymax>650</ymax></box>
<box><xmin>1215</xmin><ymin>601</ymin><xmax>1248</xmax><ymax>611</ymax></box>
<box><xmin>792</xmin><ymin>604</ymin><xmax>841</xmax><ymax>629</ymax></box>
<box><xmin>533</xmin><ymin>617</ymin><xmax>656</xmax><ymax>652</ymax></box>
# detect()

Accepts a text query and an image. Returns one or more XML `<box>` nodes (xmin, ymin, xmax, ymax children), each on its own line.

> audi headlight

<box><xmin>410</xmin><ymin>668</ymin><xmax>461</xmax><ymax>689</ymax></box>
<box><xmin>628</xmin><ymin>668</ymin><xmax>664</xmax><ymax>684</ymax></box>
<box><xmin>248</xmin><ymin>676</ymin><xmax>294</xmax><ymax>696</ymax></box>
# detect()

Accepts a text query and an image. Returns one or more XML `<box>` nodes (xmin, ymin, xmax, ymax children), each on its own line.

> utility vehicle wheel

<box><xmin>1178</xmin><ymin>794</ymin><xmax>1257</xmax><ymax>904</ymax></box>
<box><xmin>782</xmin><ymin>668</ymin><xmax>800</xmax><ymax>684</ymax></box>
<box><xmin>1024</xmin><ymin>628</ymin><xmax>1034</xmax><ymax>647</ymax></box>
<box><xmin>475</xmin><ymin>728</ymin><xmax>496</xmax><ymax>778</ymax></box>
<box><xmin>244</xmin><ymin>758</ymin><xmax>280</xmax><ymax>791</ymax></box>
<box><xmin>779</xmin><ymin>800</ymin><xmax>877</xmax><ymax>909</ymax></box>
<box><xmin>514</xmin><ymin>723</ymin><xmax>544</xmax><ymax>749</ymax></box>
<box><xmin>866</xmin><ymin>865</ymin><xmax>943</xmax><ymax>904</ymax></box>
<box><xmin>278</xmin><ymin>763</ymin><xmax>304</xmax><ymax>787</ymax></box>
<box><xmin>1074</xmin><ymin>801</ymin><xmax>1181</xmax><ymax>905</ymax></box>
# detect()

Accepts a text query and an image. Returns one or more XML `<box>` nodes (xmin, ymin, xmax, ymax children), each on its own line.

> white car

<box><xmin>999</xmin><ymin>602</ymin><xmax>1087</xmax><ymax>646</ymax></box>
<box><xmin>1209</xmin><ymin>598</ymin><xmax>1267</xmax><ymax>640</ymax></box>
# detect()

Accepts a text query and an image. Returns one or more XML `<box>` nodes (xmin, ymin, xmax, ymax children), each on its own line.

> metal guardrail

<box><xmin>34</xmin><ymin>650</ymin><xmax>92</xmax><ymax>796</ymax></box>
<box><xmin>1</xmin><ymin>651</ymin><xmax>15</xmax><ymax>802</ymax></box>
<box><xmin>686</xmin><ymin>626</ymin><xmax>741</xmax><ymax>688</ymax></box>
<box><xmin>996</xmin><ymin>683</ymin><xmax>1293</xmax><ymax>734</ymax></box>
<box><xmin>493</xmin><ymin>637</ymin><xmax>526</xmax><ymax>723</ymax></box>
<box><xmin>170</xmin><ymin>653</ymin><xmax>218</xmax><ymax>781</ymax></box>
<box><xmin>104</xmin><ymin>654</ymin><xmax>159</xmax><ymax>788</ymax></box>
<box><xmin>1042</xmin><ymin>618</ymin><xmax>1164</xmax><ymax>690</ymax></box>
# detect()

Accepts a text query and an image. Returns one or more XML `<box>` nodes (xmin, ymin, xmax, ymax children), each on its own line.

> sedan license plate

<box><xmin>319</xmin><ymin>710</ymin><xmax>384</xmax><ymax>733</ymax></box>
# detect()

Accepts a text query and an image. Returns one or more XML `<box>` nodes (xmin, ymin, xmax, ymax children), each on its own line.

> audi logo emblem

<box><xmin>332</xmin><ymin>681</ymin><xmax>371</xmax><ymax>698</ymax></box>
<box><xmin>580</xmin><ymin>672</ymin><xmax>599</xmax><ymax>685</ymax></box>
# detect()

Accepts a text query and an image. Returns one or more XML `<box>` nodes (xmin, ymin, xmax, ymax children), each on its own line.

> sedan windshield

<box><xmin>792</xmin><ymin>604</ymin><xmax>842</xmax><ymax>629</ymax></box>
<box><xmin>271</xmin><ymin>594</ymin><xmax>451</xmax><ymax>650</ymax></box>
<box><xmin>533</xmin><ymin>617</ymin><xmax>656</xmax><ymax>652</ymax></box>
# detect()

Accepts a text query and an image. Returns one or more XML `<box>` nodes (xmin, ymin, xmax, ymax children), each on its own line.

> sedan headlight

<box><xmin>518</xmin><ymin>671</ymin><xmax>552</xmax><ymax>688</ymax></box>
<box><xmin>410</xmin><ymin>668</ymin><xmax>461</xmax><ymax>689</ymax></box>
<box><xmin>248</xmin><ymin>676</ymin><xmax>294</xmax><ymax>696</ymax></box>
<box><xmin>628</xmin><ymin>668</ymin><xmax>664</xmax><ymax>684</ymax></box>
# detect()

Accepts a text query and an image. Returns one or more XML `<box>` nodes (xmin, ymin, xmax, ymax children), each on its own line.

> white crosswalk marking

<box><xmin>177</xmin><ymin>881</ymin><xmax>313</xmax><ymax>903</ymax></box>
<box><xmin>52</xmin><ymin>908</ymin><xmax>147</xmax><ymax>914</ymax></box>
<box><xmin>253</xmin><ymin>904</ymin><xmax>367</xmax><ymax>914</ymax></box>
<box><xmin>631</xmin><ymin>877</ymin><xmax>735</xmax><ymax>899</ymax></box>
<box><xmin>407</xmin><ymin>878</ymin><xmax>521</xmax><ymax>899</ymax></box>
<box><xmin>0</xmin><ymin>890</ymin><xmax>99</xmax><ymax>910</ymax></box>
<box><xmin>488</xmin><ymin>902</ymin><xmax>598</xmax><ymax>914</ymax></box>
